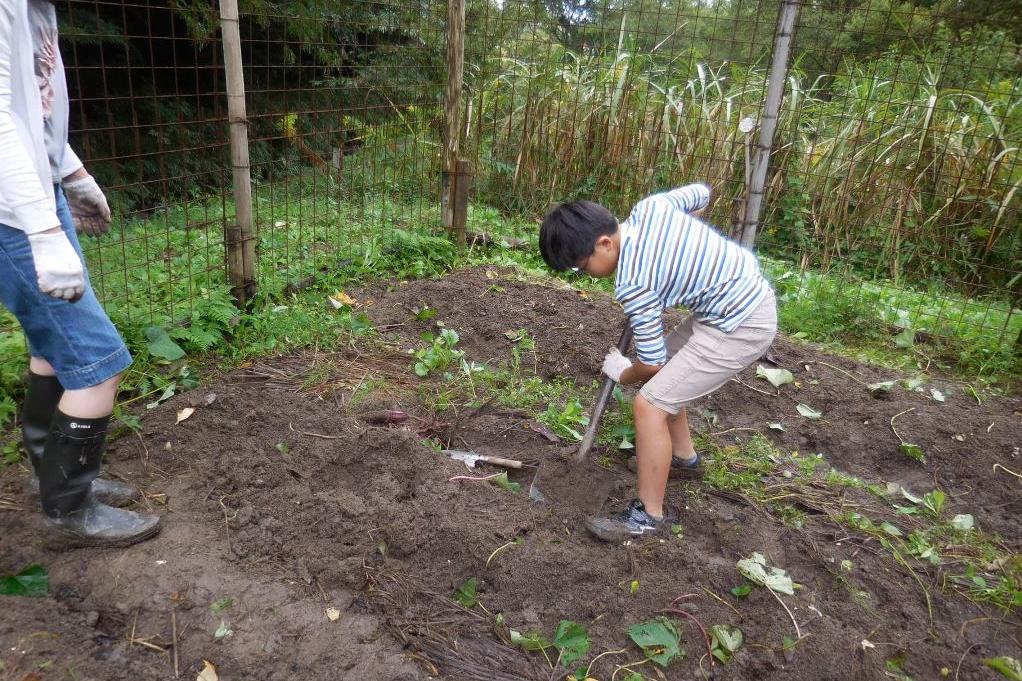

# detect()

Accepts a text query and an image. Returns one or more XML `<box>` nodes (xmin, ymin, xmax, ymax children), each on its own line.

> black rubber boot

<box><xmin>22</xmin><ymin>373</ymin><xmax>139</xmax><ymax>505</ymax></box>
<box><xmin>38</xmin><ymin>411</ymin><xmax>160</xmax><ymax>547</ymax></box>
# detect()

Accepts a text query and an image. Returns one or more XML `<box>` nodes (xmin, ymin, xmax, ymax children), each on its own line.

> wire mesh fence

<box><xmin>56</xmin><ymin>0</ymin><xmax>1020</xmax><ymax>368</ymax></box>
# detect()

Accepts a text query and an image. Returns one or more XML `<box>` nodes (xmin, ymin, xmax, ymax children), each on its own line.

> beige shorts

<box><xmin>639</xmin><ymin>293</ymin><xmax>777</xmax><ymax>414</ymax></box>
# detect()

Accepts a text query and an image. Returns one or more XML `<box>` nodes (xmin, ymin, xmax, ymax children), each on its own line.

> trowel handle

<box><xmin>576</xmin><ymin>323</ymin><xmax>633</xmax><ymax>463</ymax></box>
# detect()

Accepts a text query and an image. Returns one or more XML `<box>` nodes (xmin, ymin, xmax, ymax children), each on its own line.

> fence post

<box><xmin>219</xmin><ymin>0</ymin><xmax>257</xmax><ymax>306</ymax></box>
<box><xmin>741</xmin><ymin>0</ymin><xmax>801</xmax><ymax>250</ymax></box>
<box><xmin>441</xmin><ymin>0</ymin><xmax>466</xmax><ymax>244</ymax></box>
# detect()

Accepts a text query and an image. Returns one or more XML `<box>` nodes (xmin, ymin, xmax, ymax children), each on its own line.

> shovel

<box><xmin>442</xmin><ymin>449</ymin><xmax>523</xmax><ymax>470</ymax></box>
<box><xmin>529</xmin><ymin>322</ymin><xmax>633</xmax><ymax>502</ymax></box>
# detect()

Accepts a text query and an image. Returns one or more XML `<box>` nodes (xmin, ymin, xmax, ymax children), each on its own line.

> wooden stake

<box><xmin>441</xmin><ymin>0</ymin><xmax>465</xmax><ymax>235</ymax></box>
<box><xmin>219</xmin><ymin>0</ymin><xmax>257</xmax><ymax>306</ymax></box>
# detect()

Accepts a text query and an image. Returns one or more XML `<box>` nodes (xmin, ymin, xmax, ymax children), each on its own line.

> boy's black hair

<box><xmin>538</xmin><ymin>200</ymin><xmax>618</xmax><ymax>271</ymax></box>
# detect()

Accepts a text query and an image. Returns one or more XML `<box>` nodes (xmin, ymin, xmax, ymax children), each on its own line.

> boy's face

<box><xmin>573</xmin><ymin>233</ymin><xmax>618</xmax><ymax>278</ymax></box>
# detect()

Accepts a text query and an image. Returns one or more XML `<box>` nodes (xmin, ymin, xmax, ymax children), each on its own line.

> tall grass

<box><xmin>467</xmin><ymin>26</ymin><xmax>1022</xmax><ymax>309</ymax></box>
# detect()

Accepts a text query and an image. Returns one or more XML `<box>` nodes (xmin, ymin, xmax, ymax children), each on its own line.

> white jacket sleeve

<box><xmin>0</xmin><ymin>0</ymin><xmax>60</xmax><ymax>233</ymax></box>
<box><xmin>60</xmin><ymin>144</ymin><xmax>84</xmax><ymax>180</ymax></box>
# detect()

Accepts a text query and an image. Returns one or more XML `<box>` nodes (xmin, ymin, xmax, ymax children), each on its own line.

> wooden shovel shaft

<box><xmin>477</xmin><ymin>455</ymin><xmax>523</xmax><ymax>469</ymax></box>
<box><xmin>576</xmin><ymin>324</ymin><xmax>633</xmax><ymax>462</ymax></box>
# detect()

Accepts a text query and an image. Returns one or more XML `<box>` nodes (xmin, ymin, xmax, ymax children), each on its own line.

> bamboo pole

<box><xmin>219</xmin><ymin>0</ymin><xmax>256</xmax><ymax>306</ymax></box>
<box><xmin>740</xmin><ymin>0</ymin><xmax>801</xmax><ymax>250</ymax></box>
<box><xmin>441</xmin><ymin>0</ymin><xmax>465</xmax><ymax>238</ymax></box>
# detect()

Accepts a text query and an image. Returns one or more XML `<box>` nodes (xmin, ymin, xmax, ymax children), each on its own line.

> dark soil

<box><xmin>2</xmin><ymin>266</ymin><xmax>1019</xmax><ymax>681</ymax></box>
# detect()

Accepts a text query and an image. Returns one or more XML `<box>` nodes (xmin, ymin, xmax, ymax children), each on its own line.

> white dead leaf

<box><xmin>273</xmin><ymin>220</ymin><xmax>287</xmax><ymax>228</ymax></box>
<box><xmin>155</xmin><ymin>560</ymin><xmax>166</xmax><ymax>565</ymax></box>
<box><xmin>325</xmin><ymin>607</ymin><xmax>341</xmax><ymax>621</ymax></box>
<box><xmin>197</xmin><ymin>659</ymin><xmax>219</xmax><ymax>681</ymax></box>
<box><xmin>204</xmin><ymin>393</ymin><xmax>218</xmax><ymax>406</ymax></box>
<box><xmin>796</xmin><ymin>403</ymin><xmax>823</xmax><ymax>419</ymax></box>
<box><xmin>756</xmin><ymin>364</ymin><xmax>795</xmax><ymax>388</ymax></box>
<box><xmin>176</xmin><ymin>407</ymin><xmax>195</xmax><ymax>424</ymax></box>
<box><xmin>861</xmin><ymin>639</ymin><xmax>875</xmax><ymax>651</ymax></box>
<box><xmin>930</xmin><ymin>388</ymin><xmax>946</xmax><ymax>403</ymax></box>
<box><xmin>952</xmin><ymin>433</ymin><xmax>965</xmax><ymax>442</ymax></box>
<box><xmin>736</xmin><ymin>552</ymin><xmax>795</xmax><ymax>595</ymax></box>
<box><xmin>951</xmin><ymin>514</ymin><xmax>974</xmax><ymax>531</ymax></box>
<box><xmin>768</xmin><ymin>422</ymin><xmax>786</xmax><ymax>432</ymax></box>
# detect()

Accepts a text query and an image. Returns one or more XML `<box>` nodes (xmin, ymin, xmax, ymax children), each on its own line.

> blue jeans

<box><xmin>0</xmin><ymin>186</ymin><xmax>131</xmax><ymax>389</ymax></box>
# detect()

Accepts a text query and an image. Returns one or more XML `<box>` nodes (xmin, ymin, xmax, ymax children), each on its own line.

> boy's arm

<box><xmin>616</xmin><ymin>285</ymin><xmax>668</xmax><ymax>384</ymax></box>
<box><xmin>658</xmin><ymin>183</ymin><xmax>711</xmax><ymax>214</ymax></box>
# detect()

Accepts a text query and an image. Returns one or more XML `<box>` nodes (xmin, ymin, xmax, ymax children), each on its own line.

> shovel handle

<box><xmin>576</xmin><ymin>323</ymin><xmax>633</xmax><ymax>463</ymax></box>
<box><xmin>478</xmin><ymin>455</ymin><xmax>523</xmax><ymax>469</ymax></box>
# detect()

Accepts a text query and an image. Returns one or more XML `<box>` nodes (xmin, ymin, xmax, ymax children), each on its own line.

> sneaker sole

<box><xmin>626</xmin><ymin>458</ymin><xmax>703</xmax><ymax>479</ymax></box>
<box><xmin>584</xmin><ymin>518</ymin><xmax>660</xmax><ymax>543</ymax></box>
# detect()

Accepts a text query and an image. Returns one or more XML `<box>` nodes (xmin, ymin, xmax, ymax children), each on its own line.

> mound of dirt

<box><xmin>2</xmin><ymin>265</ymin><xmax>1019</xmax><ymax>681</ymax></box>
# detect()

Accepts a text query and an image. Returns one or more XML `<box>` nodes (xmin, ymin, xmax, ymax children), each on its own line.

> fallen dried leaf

<box><xmin>197</xmin><ymin>659</ymin><xmax>219</xmax><ymax>681</ymax></box>
<box><xmin>176</xmin><ymin>407</ymin><xmax>195</xmax><ymax>424</ymax></box>
<box><xmin>325</xmin><ymin>607</ymin><xmax>340</xmax><ymax>621</ymax></box>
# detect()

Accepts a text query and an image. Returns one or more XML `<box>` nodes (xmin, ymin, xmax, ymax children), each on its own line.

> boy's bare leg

<box><xmin>633</xmin><ymin>395</ymin><xmax>672</xmax><ymax>518</ymax></box>
<box><xmin>31</xmin><ymin>356</ymin><xmax>120</xmax><ymax>418</ymax></box>
<box><xmin>667</xmin><ymin>409</ymin><xmax>697</xmax><ymax>461</ymax></box>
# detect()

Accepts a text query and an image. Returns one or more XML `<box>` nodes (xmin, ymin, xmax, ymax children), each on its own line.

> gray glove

<box><xmin>62</xmin><ymin>175</ymin><xmax>112</xmax><ymax>236</ymax></box>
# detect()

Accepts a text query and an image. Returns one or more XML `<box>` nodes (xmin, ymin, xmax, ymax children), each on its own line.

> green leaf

<box><xmin>710</xmin><ymin>624</ymin><xmax>743</xmax><ymax>663</ymax></box>
<box><xmin>491</xmin><ymin>472</ymin><xmax>521</xmax><ymax>494</ymax></box>
<box><xmin>553</xmin><ymin>620</ymin><xmax>590</xmax><ymax>666</ymax></box>
<box><xmin>950</xmin><ymin>514</ymin><xmax>974</xmax><ymax>531</ymax></box>
<box><xmin>894</xmin><ymin>327</ymin><xmax>915</xmax><ymax>349</ymax></box>
<box><xmin>627</xmin><ymin>617</ymin><xmax>683</xmax><ymax>667</ymax></box>
<box><xmin>922</xmin><ymin>490</ymin><xmax>945</xmax><ymax>516</ymax></box>
<box><xmin>756</xmin><ymin>365</ymin><xmax>794</xmax><ymax>388</ymax></box>
<box><xmin>880</xmin><ymin>522</ymin><xmax>903</xmax><ymax>537</ymax></box>
<box><xmin>454</xmin><ymin>577</ymin><xmax>478</xmax><ymax>608</ymax></box>
<box><xmin>730</xmin><ymin>584</ymin><xmax>752</xmax><ymax>599</ymax></box>
<box><xmin>983</xmin><ymin>657</ymin><xmax>1022</xmax><ymax>681</ymax></box>
<box><xmin>510</xmin><ymin>629</ymin><xmax>551</xmax><ymax>651</ymax></box>
<box><xmin>0</xmin><ymin>564</ymin><xmax>48</xmax><ymax>597</ymax></box>
<box><xmin>214</xmin><ymin>619</ymin><xmax>233</xmax><ymax>639</ymax></box>
<box><xmin>210</xmin><ymin>597</ymin><xmax>233</xmax><ymax>614</ymax></box>
<box><xmin>736</xmin><ymin>552</ymin><xmax>795</xmax><ymax>595</ymax></box>
<box><xmin>146</xmin><ymin>326</ymin><xmax>185</xmax><ymax>361</ymax></box>
<box><xmin>899</xmin><ymin>442</ymin><xmax>925</xmax><ymax>462</ymax></box>
<box><xmin>796</xmin><ymin>403</ymin><xmax>822</xmax><ymax>419</ymax></box>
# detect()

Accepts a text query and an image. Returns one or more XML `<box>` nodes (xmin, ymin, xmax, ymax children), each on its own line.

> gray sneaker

<box><xmin>627</xmin><ymin>452</ymin><xmax>703</xmax><ymax>478</ymax></box>
<box><xmin>585</xmin><ymin>499</ymin><xmax>679</xmax><ymax>542</ymax></box>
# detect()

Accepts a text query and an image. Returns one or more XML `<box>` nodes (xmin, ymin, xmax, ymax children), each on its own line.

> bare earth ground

<box><xmin>1</xmin><ymin>266</ymin><xmax>1019</xmax><ymax>681</ymax></box>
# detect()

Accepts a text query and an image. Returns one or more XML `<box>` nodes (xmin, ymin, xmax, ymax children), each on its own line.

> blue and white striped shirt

<box><xmin>615</xmin><ymin>184</ymin><xmax>771</xmax><ymax>365</ymax></box>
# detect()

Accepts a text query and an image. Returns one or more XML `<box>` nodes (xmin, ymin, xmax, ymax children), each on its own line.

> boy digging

<box><xmin>539</xmin><ymin>184</ymin><xmax>776</xmax><ymax>542</ymax></box>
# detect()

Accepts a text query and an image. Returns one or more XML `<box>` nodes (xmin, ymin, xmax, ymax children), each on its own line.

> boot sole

<box><xmin>44</xmin><ymin>520</ymin><xmax>162</xmax><ymax>550</ymax></box>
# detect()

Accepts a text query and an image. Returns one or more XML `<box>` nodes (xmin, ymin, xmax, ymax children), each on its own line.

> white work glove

<box><xmin>62</xmin><ymin>175</ymin><xmax>112</xmax><ymax>236</ymax></box>
<box><xmin>27</xmin><ymin>231</ymin><xmax>85</xmax><ymax>302</ymax></box>
<box><xmin>602</xmin><ymin>347</ymin><xmax>632</xmax><ymax>383</ymax></box>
